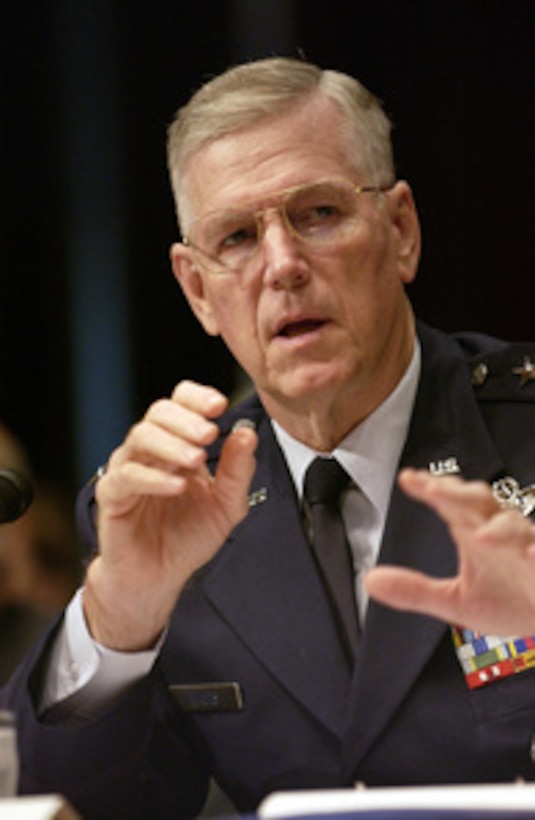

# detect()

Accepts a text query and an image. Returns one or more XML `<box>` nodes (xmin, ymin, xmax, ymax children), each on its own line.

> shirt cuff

<box><xmin>40</xmin><ymin>588</ymin><xmax>163</xmax><ymax>718</ymax></box>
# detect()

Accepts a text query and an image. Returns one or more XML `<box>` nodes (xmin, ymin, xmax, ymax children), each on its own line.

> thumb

<box><xmin>365</xmin><ymin>565</ymin><xmax>455</xmax><ymax>621</ymax></box>
<box><xmin>213</xmin><ymin>424</ymin><xmax>258</xmax><ymax>522</ymax></box>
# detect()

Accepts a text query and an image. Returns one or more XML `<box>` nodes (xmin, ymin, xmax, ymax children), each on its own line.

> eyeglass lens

<box><xmin>193</xmin><ymin>180</ymin><xmax>367</xmax><ymax>272</ymax></box>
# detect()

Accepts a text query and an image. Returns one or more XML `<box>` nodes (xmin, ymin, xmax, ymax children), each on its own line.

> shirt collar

<box><xmin>271</xmin><ymin>340</ymin><xmax>421</xmax><ymax>519</ymax></box>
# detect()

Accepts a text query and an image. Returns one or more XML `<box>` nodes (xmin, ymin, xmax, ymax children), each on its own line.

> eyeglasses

<box><xmin>182</xmin><ymin>177</ymin><xmax>392</xmax><ymax>275</ymax></box>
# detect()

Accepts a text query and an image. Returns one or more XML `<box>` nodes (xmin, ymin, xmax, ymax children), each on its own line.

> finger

<box><xmin>365</xmin><ymin>565</ymin><xmax>456</xmax><ymax>621</ymax></box>
<box><xmin>111</xmin><ymin>397</ymin><xmax>223</xmax><ymax>475</ymax></box>
<box><xmin>171</xmin><ymin>380</ymin><xmax>228</xmax><ymax>419</ymax></box>
<box><xmin>145</xmin><ymin>396</ymin><xmax>222</xmax><ymax>446</ymax></box>
<box><xmin>399</xmin><ymin>469</ymin><xmax>498</xmax><ymax>528</ymax></box>
<box><xmin>212</xmin><ymin>425</ymin><xmax>258</xmax><ymax>521</ymax></box>
<box><xmin>478</xmin><ymin>509</ymin><xmax>535</xmax><ymax>550</ymax></box>
<box><xmin>122</xmin><ymin>417</ymin><xmax>215</xmax><ymax>470</ymax></box>
<box><xmin>108</xmin><ymin>383</ymin><xmax>227</xmax><ymax>475</ymax></box>
<box><xmin>119</xmin><ymin>422</ymin><xmax>207</xmax><ymax>472</ymax></box>
<box><xmin>527</xmin><ymin>544</ymin><xmax>535</xmax><ymax>561</ymax></box>
<box><xmin>96</xmin><ymin>461</ymin><xmax>187</xmax><ymax>516</ymax></box>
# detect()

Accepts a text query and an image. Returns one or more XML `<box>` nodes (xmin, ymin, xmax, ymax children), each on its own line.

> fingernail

<box><xmin>232</xmin><ymin>418</ymin><xmax>256</xmax><ymax>433</ymax></box>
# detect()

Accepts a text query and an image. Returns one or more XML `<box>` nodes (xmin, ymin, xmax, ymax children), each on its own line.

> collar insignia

<box><xmin>428</xmin><ymin>457</ymin><xmax>461</xmax><ymax>476</ymax></box>
<box><xmin>492</xmin><ymin>477</ymin><xmax>535</xmax><ymax>517</ymax></box>
<box><xmin>512</xmin><ymin>357</ymin><xmax>535</xmax><ymax>387</ymax></box>
<box><xmin>248</xmin><ymin>487</ymin><xmax>268</xmax><ymax>508</ymax></box>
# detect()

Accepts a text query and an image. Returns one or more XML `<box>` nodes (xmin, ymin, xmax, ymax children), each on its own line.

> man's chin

<box><xmin>259</xmin><ymin>364</ymin><xmax>356</xmax><ymax>407</ymax></box>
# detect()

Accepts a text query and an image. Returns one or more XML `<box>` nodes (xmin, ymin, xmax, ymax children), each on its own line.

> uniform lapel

<box><xmin>202</xmin><ymin>326</ymin><xmax>509</xmax><ymax>759</ymax></box>
<box><xmin>204</xmin><ymin>412</ymin><xmax>353</xmax><ymax>740</ymax></box>
<box><xmin>342</xmin><ymin>324</ymin><xmax>505</xmax><ymax>775</ymax></box>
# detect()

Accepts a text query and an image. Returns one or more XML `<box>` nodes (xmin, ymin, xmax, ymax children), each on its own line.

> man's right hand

<box><xmin>82</xmin><ymin>381</ymin><xmax>258</xmax><ymax>651</ymax></box>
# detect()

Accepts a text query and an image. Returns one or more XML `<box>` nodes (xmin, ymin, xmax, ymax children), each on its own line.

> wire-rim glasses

<box><xmin>182</xmin><ymin>177</ymin><xmax>393</xmax><ymax>275</ymax></box>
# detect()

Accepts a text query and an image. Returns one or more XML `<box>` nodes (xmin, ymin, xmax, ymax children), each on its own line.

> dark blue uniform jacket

<box><xmin>2</xmin><ymin>322</ymin><xmax>535</xmax><ymax>819</ymax></box>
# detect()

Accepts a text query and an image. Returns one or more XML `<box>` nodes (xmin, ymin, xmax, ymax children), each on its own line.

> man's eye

<box><xmin>313</xmin><ymin>204</ymin><xmax>339</xmax><ymax>218</ymax></box>
<box><xmin>293</xmin><ymin>204</ymin><xmax>340</xmax><ymax>231</ymax></box>
<box><xmin>220</xmin><ymin>225</ymin><xmax>257</xmax><ymax>250</ymax></box>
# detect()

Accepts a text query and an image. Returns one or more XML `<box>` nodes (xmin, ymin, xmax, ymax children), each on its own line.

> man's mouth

<box><xmin>276</xmin><ymin>319</ymin><xmax>326</xmax><ymax>338</ymax></box>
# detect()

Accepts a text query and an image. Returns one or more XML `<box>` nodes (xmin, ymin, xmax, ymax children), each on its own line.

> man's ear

<box><xmin>170</xmin><ymin>243</ymin><xmax>220</xmax><ymax>336</ymax></box>
<box><xmin>387</xmin><ymin>181</ymin><xmax>421</xmax><ymax>285</ymax></box>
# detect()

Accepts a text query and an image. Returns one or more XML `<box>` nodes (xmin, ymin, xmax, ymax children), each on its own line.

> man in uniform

<box><xmin>2</xmin><ymin>57</ymin><xmax>534</xmax><ymax>819</ymax></box>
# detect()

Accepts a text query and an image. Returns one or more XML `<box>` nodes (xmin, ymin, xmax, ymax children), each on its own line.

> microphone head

<box><xmin>0</xmin><ymin>469</ymin><xmax>34</xmax><ymax>523</ymax></box>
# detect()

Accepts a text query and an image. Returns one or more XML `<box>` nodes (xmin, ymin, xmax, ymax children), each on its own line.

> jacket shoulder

<box><xmin>454</xmin><ymin>332</ymin><xmax>535</xmax><ymax>402</ymax></box>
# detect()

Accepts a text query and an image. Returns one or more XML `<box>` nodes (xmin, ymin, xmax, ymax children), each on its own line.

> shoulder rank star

<box><xmin>512</xmin><ymin>356</ymin><xmax>535</xmax><ymax>387</ymax></box>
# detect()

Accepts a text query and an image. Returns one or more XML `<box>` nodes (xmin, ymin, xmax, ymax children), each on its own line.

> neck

<box><xmin>261</xmin><ymin>314</ymin><xmax>416</xmax><ymax>452</ymax></box>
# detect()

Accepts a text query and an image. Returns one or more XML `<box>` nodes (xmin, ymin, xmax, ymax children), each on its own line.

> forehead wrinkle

<box><xmin>193</xmin><ymin>177</ymin><xmax>339</xmax><ymax>230</ymax></box>
<box><xmin>196</xmin><ymin>150</ymin><xmax>300</xmax><ymax>215</ymax></box>
<box><xmin>180</xmin><ymin>96</ymin><xmax>364</xmax><ymax>232</ymax></box>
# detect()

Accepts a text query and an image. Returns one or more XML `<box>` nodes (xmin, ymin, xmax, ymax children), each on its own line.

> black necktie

<box><xmin>304</xmin><ymin>457</ymin><xmax>359</xmax><ymax>665</ymax></box>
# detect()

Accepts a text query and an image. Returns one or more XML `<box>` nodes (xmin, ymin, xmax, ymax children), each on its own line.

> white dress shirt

<box><xmin>41</xmin><ymin>343</ymin><xmax>420</xmax><ymax>715</ymax></box>
<box><xmin>272</xmin><ymin>340</ymin><xmax>421</xmax><ymax>624</ymax></box>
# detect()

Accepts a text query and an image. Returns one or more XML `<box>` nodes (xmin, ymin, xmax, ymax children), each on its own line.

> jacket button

<box><xmin>471</xmin><ymin>363</ymin><xmax>489</xmax><ymax>386</ymax></box>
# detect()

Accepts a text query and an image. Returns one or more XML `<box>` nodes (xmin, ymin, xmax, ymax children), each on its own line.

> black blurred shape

<box><xmin>0</xmin><ymin>470</ymin><xmax>34</xmax><ymax>524</ymax></box>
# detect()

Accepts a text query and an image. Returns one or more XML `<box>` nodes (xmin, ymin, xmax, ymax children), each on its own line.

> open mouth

<box><xmin>277</xmin><ymin>319</ymin><xmax>326</xmax><ymax>338</ymax></box>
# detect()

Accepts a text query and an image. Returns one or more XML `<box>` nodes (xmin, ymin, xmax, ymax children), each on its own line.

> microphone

<box><xmin>0</xmin><ymin>469</ymin><xmax>34</xmax><ymax>523</ymax></box>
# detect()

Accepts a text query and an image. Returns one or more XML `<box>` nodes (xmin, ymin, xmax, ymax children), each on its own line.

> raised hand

<box><xmin>83</xmin><ymin>381</ymin><xmax>258</xmax><ymax>650</ymax></box>
<box><xmin>365</xmin><ymin>469</ymin><xmax>535</xmax><ymax>636</ymax></box>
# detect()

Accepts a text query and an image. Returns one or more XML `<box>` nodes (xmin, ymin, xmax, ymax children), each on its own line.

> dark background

<box><xmin>1</xmin><ymin>0</ymin><xmax>533</xmax><ymax>496</ymax></box>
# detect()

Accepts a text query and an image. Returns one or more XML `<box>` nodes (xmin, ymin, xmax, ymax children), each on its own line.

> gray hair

<box><xmin>167</xmin><ymin>57</ymin><xmax>395</xmax><ymax>229</ymax></box>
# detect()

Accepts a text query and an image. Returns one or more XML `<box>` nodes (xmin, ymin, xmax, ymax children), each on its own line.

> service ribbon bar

<box><xmin>451</xmin><ymin>626</ymin><xmax>535</xmax><ymax>689</ymax></box>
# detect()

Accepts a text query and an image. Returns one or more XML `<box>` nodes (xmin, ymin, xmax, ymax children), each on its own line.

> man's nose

<box><xmin>260</xmin><ymin>211</ymin><xmax>310</xmax><ymax>289</ymax></box>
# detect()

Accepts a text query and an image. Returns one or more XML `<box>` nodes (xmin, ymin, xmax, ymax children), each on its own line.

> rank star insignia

<box><xmin>512</xmin><ymin>356</ymin><xmax>535</xmax><ymax>387</ymax></box>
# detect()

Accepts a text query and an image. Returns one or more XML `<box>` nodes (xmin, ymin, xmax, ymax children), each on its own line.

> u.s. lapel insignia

<box><xmin>452</xmin><ymin>626</ymin><xmax>535</xmax><ymax>689</ymax></box>
<box><xmin>492</xmin><ymin>477</ymin><xmax>535</xmax><ymax>517</ymax></box>
<box><xmin>428</xmin><ymin>457</ymin><xmax>461</xmax><ymax>477</ymax></box>
<box><xmin>248</xmin><ymin>487</ymin><xmax>268</xmax><ymax>508</ymax></box>
<box><xmin>512</xmin><ymin>356</ymin><xmax>535</xmax><ymax>387</ymax></box>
